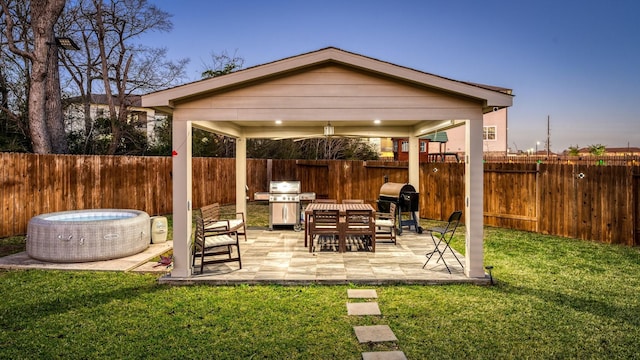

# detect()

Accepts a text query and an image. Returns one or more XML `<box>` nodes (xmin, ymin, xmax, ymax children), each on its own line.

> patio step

<box><xmin>347</xmin><ymin>302</ymin><xmax>381</xmax><ymax>315</ymax></box>
<box><xmin>347</xmin><ymin>289</ymin><xmax>378</xmax><ymax>298</ymax></box>
<box><xmin>362</xmin><ymin>351</ymin><xmax>408</xmax><ymax>360</ymax></box>
<box><xmin>346</xmin><ymin>289</ymin><xmax>406</xmax><ymax>359</ymax></box>
<box><xmin>353</xmin><ymin>325</ymin><xmax>398</xmax><ymax>343</ymax></box>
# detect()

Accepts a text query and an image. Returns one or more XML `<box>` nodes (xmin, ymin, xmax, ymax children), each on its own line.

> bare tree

<box><xmin>0</xmin><ymin>2</ymin><xmax>31</xmax><ymax>151</ymax></box>
<box><xmin>56</xmin><ymin>0</ymin><xmax>101</xmax><ymax>145</ymax></box>
<box><xmin>201</xmin><ymin>50</ymin><xmax>244</xmax><ymax>79</ymax></box>
<box><xmin>1</xmin><ymin>0</ymin><xmax>67</xmax><ymax>154</ymax></box>
<box><xmin>296</xmin><ymin>137</ymin><xmax>378</xmax><ymax>160</ymax></box>
<box><xmin>86</xmin><ymin>0</ymin><xmax>187</xmax><ymax>154</ymax></box>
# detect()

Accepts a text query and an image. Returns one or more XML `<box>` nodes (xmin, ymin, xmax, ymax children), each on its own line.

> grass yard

<box><xmin>0</xmin><ymin>204</ymin><xmax>639</xmax><ymax>359</ymax></box>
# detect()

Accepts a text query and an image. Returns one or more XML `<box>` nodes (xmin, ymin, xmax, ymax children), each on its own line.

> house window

<box><xmin>96</xmin><ymin>108</ymin><xmax>105</xmax><ymax>117</ymax></box>
<box><xmin>393</xmin><ymin>140</ymin><xmax>398</xmax><ymax>152</ymax></box>
<box><xmin>483</xmin><ymin>126</ymin><xmax>497</xmax><ymax>141</ymax></box>
<box><xmin>401</xmin><ymin>141</ymin><xmax>409</xmax><ymax>152</ymax></box>
<box><xmin>420</xmin><ymin>141</ymin><xmax>426</xmax><ymax>152</ymax></box>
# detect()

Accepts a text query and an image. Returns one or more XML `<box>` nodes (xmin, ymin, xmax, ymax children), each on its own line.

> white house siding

<box><xmin>429</xmin><ymin>108</ymin><xmax>508</xmax><ymax>156</ymax></box>
<box><xmin>63</xmin><ymin>101</ymin><xmax>167</xmax><ymax>146</ymax></box>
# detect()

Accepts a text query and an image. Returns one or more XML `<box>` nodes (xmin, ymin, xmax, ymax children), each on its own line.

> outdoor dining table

<box><xmin>304</xmin><ymin>203</ymin><xmax>376</xmax><ymax>252</ymax></box>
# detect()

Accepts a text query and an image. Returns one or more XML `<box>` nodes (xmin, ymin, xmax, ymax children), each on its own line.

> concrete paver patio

<box><xmin>0</xmin><ymin>228</ymin><xmax>489</xmax><ymax>285</ymax></box>
<box><xmin>160</xmin><ymin>228</ymin><xmax>489</xmax><ymax>286</ymax></box>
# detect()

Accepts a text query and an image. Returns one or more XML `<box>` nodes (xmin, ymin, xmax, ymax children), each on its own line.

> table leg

<box><xmin>304</xmin><ymin>212</ymin><xmax>309</xmax><ymax>247</ymax></box>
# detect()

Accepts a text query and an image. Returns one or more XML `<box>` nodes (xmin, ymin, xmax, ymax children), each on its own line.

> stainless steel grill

<box><xmin>267</xmin><ymin>181</ymin><xmax>315</xmax><ymax>231</ymax></box>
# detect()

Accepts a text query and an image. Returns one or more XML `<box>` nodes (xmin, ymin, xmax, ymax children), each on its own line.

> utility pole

<box><xmin>546</xmin><ymin>115</ymin><xmax>551</xmax><ymax>156</ymax></box>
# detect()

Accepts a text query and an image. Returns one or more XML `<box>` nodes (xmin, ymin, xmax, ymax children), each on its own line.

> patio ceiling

<box><xmin>190</xmin><ymin>119</ymin><xmax>466</xmax><ymax>140</ymax></box>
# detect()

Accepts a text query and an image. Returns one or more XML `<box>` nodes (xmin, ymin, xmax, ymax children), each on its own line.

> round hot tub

<box><xmin>27</xmin><ymin>209</ymin><xmax>150</xmax><ymax>263</ymax></box>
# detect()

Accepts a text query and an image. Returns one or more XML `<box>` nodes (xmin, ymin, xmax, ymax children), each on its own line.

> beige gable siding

<box><xmin>175</xmin><ymin>64</ymin><xmax>481</xmax><ymax>121</ymax></box>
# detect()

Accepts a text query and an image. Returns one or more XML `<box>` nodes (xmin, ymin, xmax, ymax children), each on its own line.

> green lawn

<box><xmin>1</xmin><ymin>206</ymin><xmax>639</xmax><ymax>359</ymax></box>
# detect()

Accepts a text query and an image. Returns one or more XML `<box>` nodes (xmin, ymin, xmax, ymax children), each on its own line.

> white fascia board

<box><xmin>412</xmin><ymin>119</ymin><xmax>467</xmax><ymax>137</ymax></box>
<box><xmin>192</xmin><ymin>121</ymin><xmax>242</xmax><ymax>138</ymax></box>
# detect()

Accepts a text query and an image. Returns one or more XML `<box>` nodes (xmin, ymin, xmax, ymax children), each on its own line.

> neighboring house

<box><xmin>64</xmin><ymin>94</ymin><xmax>167</xmax><ymax>144</ymax></box>
<box><xmin>392</xmin><ymin>107</ymin><xmax>509</xmax><ymax>161</ymax></box>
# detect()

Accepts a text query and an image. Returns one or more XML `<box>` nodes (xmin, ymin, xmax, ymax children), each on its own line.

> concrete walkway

<box><xmin>0</xmin><ymin>241</ymin><xmax>172</xmax><ymax>272</ymax></box>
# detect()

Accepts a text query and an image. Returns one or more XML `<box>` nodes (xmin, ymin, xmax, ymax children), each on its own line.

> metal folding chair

<box><xmin>423</xmin><ymin>210</ymin><xmax>463</xmax><ymax>273</ymax></box>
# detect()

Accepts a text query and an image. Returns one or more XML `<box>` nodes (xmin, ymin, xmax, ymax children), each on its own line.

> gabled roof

<box><xmin>422</xmin><ymin>131</ymin><xmax>449</xmax><ymax>143</ymax></box>
<box><xmin>142</xmin><ymin>46</ymin><xmax>513</xmax><ymax>112</ymax></box>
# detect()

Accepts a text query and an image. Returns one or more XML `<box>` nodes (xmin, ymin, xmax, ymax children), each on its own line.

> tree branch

<box><xmin>0</xmin><ymin>0</ymin><xmax>34</xmax><ymax>61</ymax></box>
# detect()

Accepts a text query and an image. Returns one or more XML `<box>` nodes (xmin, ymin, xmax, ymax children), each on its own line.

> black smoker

<box><xmin>377</xmin><ymin>182</ymin><xmax>423</xmax><ymax>235</ymax></box>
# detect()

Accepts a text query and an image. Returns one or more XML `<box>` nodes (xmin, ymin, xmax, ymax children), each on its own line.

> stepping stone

<box><xmin>347</xmin><ymin>302</ymin><xmax>381</xmax><ymax>315</ymax></box>
<box><xmin>353</xmin><ymin>325</ymin><xmax>398</xmax><ymax>343</ymax></box>
<box><xmin>348</xmin><ymin>289</ymin><xmax>378</xmax><ymax>299</ymax></box>
<box><xmin>362</xmin><ymin>351</ymin><xmax>408</xmax><ymax>360</ymax></box>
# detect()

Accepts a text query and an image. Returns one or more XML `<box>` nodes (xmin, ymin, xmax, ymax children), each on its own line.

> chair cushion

<box><xmin>205</xmin><ymin>219</ymin><xmax>244</xmax><ymax>231</ymax></box>
<box><xmin>375</xmin><ymin>219</ymin><xmax>394</xmax><ymax>227</ymax></box>
<box><xmin>347</xmin><ymin>225</ymin><xmax>371</xmax><ymax>230</ymax></box>
<box><xmin>204</xmin><ymin>234</ymin><xmax>236</xmax><ymax>247</ymax></box>
<box><xmin>314</xmin><ymin>225</ymin><xmax>338</xmax><ymax>229</ymax></box>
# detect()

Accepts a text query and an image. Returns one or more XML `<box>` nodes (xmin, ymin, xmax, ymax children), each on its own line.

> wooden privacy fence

<box><xmin>1</xmin><ymin>153</ymin><xmax>639</xmax><ymax>246</ymax></box>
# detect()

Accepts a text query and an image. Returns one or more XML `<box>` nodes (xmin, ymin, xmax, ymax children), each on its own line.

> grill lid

<box><xmin>379</xmin><ymin>182</ymin><xmax>416</xmax><ymax>199</ymax></box>
<box><xmin>269</xmin><ymin>181</ymin><xmax>301</xmax><ymax>194</ymax></box>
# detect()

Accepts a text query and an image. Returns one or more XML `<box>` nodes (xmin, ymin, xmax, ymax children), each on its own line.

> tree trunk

<box><xmin>28</xmin><ymin>38</ymin><xmax>52</xmax><ymax>154</ymax></box>
<box><xmin>28</xmin><ymin>0</ymin><xmax>66</xmax><ymax>154</ymax></box>
<box><xmin>93</xmin><ymin>0</ymin><xmax>120</xmax><ymax>155</ymax></box>
<box><xmin>45</xmin><ymin>38</ymin><xmax>69</xmax><ymax>153</ymax></box>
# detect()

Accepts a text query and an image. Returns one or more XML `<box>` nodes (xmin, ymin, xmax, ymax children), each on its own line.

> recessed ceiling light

<box><xmin>275</xmin><ymin>120</ymin><xmax>282</xmax><ymax>125</ymax></box>
<box><xmin>374</xmin><ymin>120</ymin><xmax>381</xmax><ymax>124</ymax></box>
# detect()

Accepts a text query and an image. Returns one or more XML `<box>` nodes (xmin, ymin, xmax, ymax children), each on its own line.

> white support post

<box><xmin>408</xmin><ymin>136</ymin><xmax>420</xmax><ymax>186</ymax></box>
<box><xmin>171</xmin><ymin>120</ymin><xmax>192</xmax><ymax>278</ymax></box>
<box><xmin>465</xmin><ymin>118</ymin><xmax>485</xmax><ymax>278</ymax></box>
<box><xmin>235</xmin><ymin>136</ymin><xmax>247</xmax><ymax>218</ymax></box>
<box><xmin>408</xmin><ymin>135</ymin><xmax>420</xmax><ymax>223</ymax></box>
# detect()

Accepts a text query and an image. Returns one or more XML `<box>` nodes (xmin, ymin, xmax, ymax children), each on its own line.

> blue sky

<box><xmin>142</xmin><ymin>0</ymin><xmax>639</xmax><ymax>152</ymax></box>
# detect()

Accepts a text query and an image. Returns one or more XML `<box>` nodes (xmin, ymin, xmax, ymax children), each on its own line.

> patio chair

<box><xmin>200</xmin><ymin>203</ymin><xmax>247</xmax><ymax>241</ymax></box>
<box><xmin>342</xmin><ymin>199</ymin><xmax>364</xmax><ymax>204</ymax></box>
<box><xmin>375</xmin><ymin>202</ymin><xmax>397</xmax><ymax>245</ymax></box>
<box><xmin>314</xmin><ymin>199</ymin><xmax>337</xmax><ymax>204</ymax></box>
<box><xmin>344</xmin><ymin>209</ymin><xmax>375</xmax><ymax>252</ymax></box>
<box><xmin>423</xmin><ymin>210</ymin><xmax>464</xmax><ymax>273</ymax></box>
<box><xmin>309</xmin><ymin>209</ymin><xmax>341</xmax><ymax>252</ymax></box>
<box><xmin>192</xmin><ymin>214</ymin><xmax>242</xmax><ymax>274</ymax></box>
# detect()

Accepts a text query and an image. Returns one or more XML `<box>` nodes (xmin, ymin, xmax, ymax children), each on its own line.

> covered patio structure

<box><xmin>142</xmin><ymin>47</ymin><xmax>513</xmax><ymax>280</ymax></box>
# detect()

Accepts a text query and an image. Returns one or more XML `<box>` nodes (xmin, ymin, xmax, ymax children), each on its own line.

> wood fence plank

<box><xmin>0</xmin><ymin>153</ymin><xmax>8</xmax><ymax>237</ymax></box>
<box><xmin>1</xmin><ymin>154</ymin><xmax>638</xmax><ymax>244</ymax></box>
<box><xmin>4</xmin><ymin>153</ymin><xmax>17</xmax><ymax>235</ymax></box>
